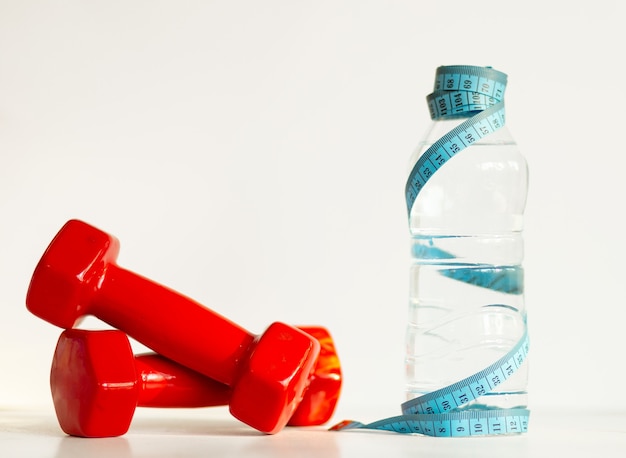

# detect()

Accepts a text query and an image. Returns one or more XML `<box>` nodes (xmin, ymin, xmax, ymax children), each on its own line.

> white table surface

<box><xmin>2</xmin><ymin>405</ymin><xmax>625</xmax><ymax>457</ymax></box>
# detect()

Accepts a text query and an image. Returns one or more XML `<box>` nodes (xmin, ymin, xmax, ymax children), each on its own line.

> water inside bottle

<box><xmin>405</xmin><ymin>235</ymin><xmax>528</xmax><ymax>410</ymax></box>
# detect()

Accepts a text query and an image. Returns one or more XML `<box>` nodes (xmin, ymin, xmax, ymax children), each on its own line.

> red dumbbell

<box><xmin>26</xmin><ymin>219</ymin><xmax>321</xmax><ymax>434</ymax></box>
<box><xmin>51</xmin><ymin>328</ymin><xmax>231</xmax><ymax>437</ymax></box>
<box><xmin>51</xmin><ymin>327</ymin><xmax>342</xmax><ymax>437</ymax></box>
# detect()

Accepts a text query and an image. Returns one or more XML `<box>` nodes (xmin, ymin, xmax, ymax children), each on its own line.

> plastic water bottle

<box><xmin>404</xmin><ymin>65</ymin><xmax>529</xmax><ymax>412</ymax></box>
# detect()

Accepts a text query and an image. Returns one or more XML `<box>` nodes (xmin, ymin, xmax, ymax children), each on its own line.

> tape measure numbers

<box><xmin>330</xmin><ymin>329</ymin><xmax>529</xmax><ymax>437</ymax></box>
<box><xmin>331</xmin><ymin>66</ymin><xmax>529</xmax><ymax>437</ymax></box>
<box><xmin>332</xmin><ymin>408</ymin><xmax>529</xmax><ymax>437</ymax></box>
<box><xmin>401</xmin><ymin>330</ymin><xmax>529</xmax><ymax>417</ymax></box>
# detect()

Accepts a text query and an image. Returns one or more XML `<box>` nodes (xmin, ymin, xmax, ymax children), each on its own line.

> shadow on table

<box><xmin>54</xmin><ymin>414</ymin><xmax>339</xmax><ymax>458</ymax></box>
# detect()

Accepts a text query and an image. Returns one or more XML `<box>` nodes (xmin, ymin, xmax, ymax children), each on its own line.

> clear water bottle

<box><xmin>405</xmin><ymin>65</ymin><xmax>529</xmax><ymax>411</ymax></box>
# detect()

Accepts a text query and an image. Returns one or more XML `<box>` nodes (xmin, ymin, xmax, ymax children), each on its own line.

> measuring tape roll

<box><xmin>405</xmin><ymin>65</ymin><xmax>507</xmax><ymax>217</ymax></box>
<box><xmin>331</xmin><ymin>66</ymin><xmax>530</xmax><ymax>437</ymax></box>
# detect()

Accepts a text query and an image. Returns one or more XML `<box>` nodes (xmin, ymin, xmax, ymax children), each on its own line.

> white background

<box><xmin>1</xmin><ymin>0</ymin><xmax>624</xmax><ymax>422</ymax></box>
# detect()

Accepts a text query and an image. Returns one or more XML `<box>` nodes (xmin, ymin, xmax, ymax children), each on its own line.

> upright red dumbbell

<box><xmin>51</xmin><ymin>327</ymin><xmax>341</xmax><ymax>437</ymax></box>
<box><xmin>26</xmin><ymin>219</ymin><xmax>321</xmax><ymax>434</ymax></box>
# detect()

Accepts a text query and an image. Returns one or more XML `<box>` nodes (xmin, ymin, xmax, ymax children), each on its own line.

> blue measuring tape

<box><xmin>331</xmin><ymin>66</ymin><xmax>530</xmax><ymax>437</ymax></box>
<box><xmin>405</xmin><ymin>65</ymin><xmax>507</xmax><ymax>217</ymax></box>
<box><xmin>330</xmin><ymin>330</ymin><xmax>529</xmax><ymax>436</ymax></box>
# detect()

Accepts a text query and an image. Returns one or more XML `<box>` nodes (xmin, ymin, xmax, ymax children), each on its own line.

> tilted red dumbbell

<box><xmin>51</xmin><ymin>327</ymin><xmax>342</xmax><ymax>437</ymax></box>
<box><xmin>26</xmin><ymin>219</ymin><xmax>322</xmax><ymax>434</ymax></box>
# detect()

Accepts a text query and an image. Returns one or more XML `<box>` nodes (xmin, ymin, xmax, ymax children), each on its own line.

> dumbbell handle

<box><xmin>93</xmin><ymin>265</ymin><xmax>253</xmax><ymax>386</ymax></box>
<box><xmin>133</xmin><ymin>353</ymin><xmax>231</xmax><ymax>408</ymax></box>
